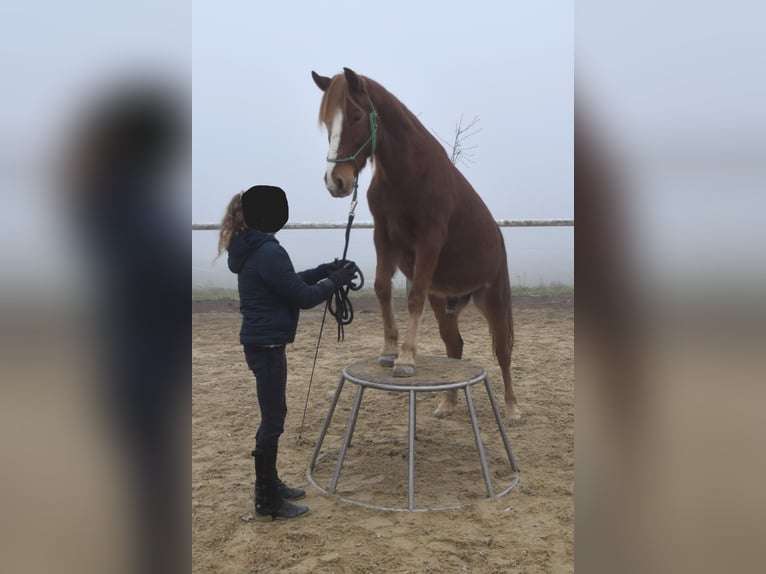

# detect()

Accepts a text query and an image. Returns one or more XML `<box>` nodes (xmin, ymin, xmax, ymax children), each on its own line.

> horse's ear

<box><xmin>343</xmin><ymin>67</ymin><xmax>362</xmax><ymax>93</ymax></box>
<box><xmin>312</xmin><ymin>71</ymin><xmax>331</xmax><ymax>92</ymax></box>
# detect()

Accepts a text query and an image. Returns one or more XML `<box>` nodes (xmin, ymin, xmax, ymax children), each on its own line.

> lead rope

<box><xmin>329</xmin><ymin>189</ymin><xmax>364</xmax><ymax>342</ymax></box>
<box><xmin>299</xmin><ymin>181</ymin><xmax>363</xmax><ymax>439</ymax></box>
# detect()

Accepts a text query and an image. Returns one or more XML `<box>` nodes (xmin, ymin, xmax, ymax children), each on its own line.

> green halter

<box><xmin>324</xmin><ymin>96</ymin><xmax>378</xmax><ymax>260</ymax></box>
<box><xmin>325</xmin><ymin>95</ymin><xmax>378</xmax><ymax>206</ymax></box>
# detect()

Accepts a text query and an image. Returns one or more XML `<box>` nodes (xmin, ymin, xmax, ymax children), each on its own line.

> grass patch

<box><xmin>512</xmin><ymin>282</ymin><xmax>574</xmax><ymax>298</ymax></box>
<box><xmin>192</xmin><ymin>287</ymin><xmax>239</xmax><ymax>301</ymax></box>
<box><xmin>192</xmin><ymin>283</ymin><xmax>573</xmax><ymax>302</ymax></box>
<box><xmin>354</xmin><ymin>284</ymin><xmax>573</xmax><ymax>299</ymax></box>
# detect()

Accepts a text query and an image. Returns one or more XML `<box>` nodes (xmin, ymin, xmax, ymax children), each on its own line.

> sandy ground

<box><xmin>192</xmin><ymin>295</ymin><xmax>573</xmax><ymax>573</ymax></box>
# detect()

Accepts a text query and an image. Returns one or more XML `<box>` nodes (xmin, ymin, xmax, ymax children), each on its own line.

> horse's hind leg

<box><xmin>429</xmin><ymin>293</ymin><xmax>470</xmax><ymax>419</ymax></box>
<box><xmin>474</xmin><ymin>283</ymin><xmax>520</xmax><ymax>421</ymax></box>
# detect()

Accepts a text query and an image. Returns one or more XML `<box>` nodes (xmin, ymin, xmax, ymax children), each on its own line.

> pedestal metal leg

<box><xmin>483</xmin><ymin>377</ymin><xmax>520</xmax><ymax>472</ymax></box>
<box><xmin>329</xmin><ymin>384</ymin><xmax>365</xmax><ymax>494</ymax></box>
<box><xmin>408</xmin><ymin>389</ymin><xmax>416</xmax><ymax>511</ymax></box>
<box><xmin>309</xmin><ymin>375</ymin><xmax>346</xmax><ymax>471</ymax></box>
<box><xmin>465</xmin><ymin>384</ymin><xmax>495</xmax><ymax>498</ymax></box>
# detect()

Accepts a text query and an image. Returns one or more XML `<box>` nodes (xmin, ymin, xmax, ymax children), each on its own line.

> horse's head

<box><xmin>312</xmin><ymin>68</ymin><xmax>377</xmax><ymax>198</ymax></box>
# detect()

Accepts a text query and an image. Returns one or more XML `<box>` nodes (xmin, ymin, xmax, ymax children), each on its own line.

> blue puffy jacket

<box><xmin>227</xmin><ymin>229</ymin><xmax>335</xmax><ymax>345</ymax></box>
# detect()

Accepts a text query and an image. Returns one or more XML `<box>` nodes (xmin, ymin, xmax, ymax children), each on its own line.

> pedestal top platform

<box><xmin>342</xmin><ymin>356</ymin><xmax>486</xmax><ymax>390</ymax></box>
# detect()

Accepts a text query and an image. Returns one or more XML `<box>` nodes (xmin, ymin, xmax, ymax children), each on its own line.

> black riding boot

<box><xmin>252</xmin><ymin>450</ymin><xmax>306</xmax><ymax>500</ymax></box>
<box><xmin>275</xmin><ymin>469</ymin><xmax>306</xmax><ymax>500</ymax></box>
<box><xmin>253</xmin><ymin>452</ymin><xmax>309</xmax><ymax>521</ymax></box>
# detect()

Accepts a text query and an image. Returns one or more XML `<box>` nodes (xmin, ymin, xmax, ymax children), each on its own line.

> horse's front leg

<box><xmin>373</xmin><ymin>228</ymin><xmax>399</xmax><ymax>367</ymax></box>
<box><xmin>393</xmin><ymin>243</ymin><xmax>441</xmax><ymax>378</ymax></box>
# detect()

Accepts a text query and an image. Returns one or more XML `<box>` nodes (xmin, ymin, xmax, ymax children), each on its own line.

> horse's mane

<box><xmin>319</xmin><ymin>72</ymin><xmax>444</xmax><ymax>157</ymax></box>
<box><xmin>317</xmin><ymin>75</ymin><xmax>349</xmax><ymax>127</ymax></box>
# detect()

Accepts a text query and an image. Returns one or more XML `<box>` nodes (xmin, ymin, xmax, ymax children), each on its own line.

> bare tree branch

<box><xmin>435</xmin><ymin>114</ymin><xmax>481</xmax><ymax>167</ymax></box>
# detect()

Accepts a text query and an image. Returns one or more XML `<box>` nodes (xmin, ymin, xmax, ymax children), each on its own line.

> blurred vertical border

<box><xmin>0</xmin><ymin>2</ymin><xmax>189</xmax><ymax>574</ymax></box>
<box><xmin>576</xmin><ymin>2</ymin><xmax>766</xmax><ymax>573</ymax></box>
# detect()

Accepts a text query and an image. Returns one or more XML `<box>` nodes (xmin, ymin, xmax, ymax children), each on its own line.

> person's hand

<box><xmin>319</xmin><ymin>259</ymin><xmax>355</xmax><ymax>277</ymax></box>
<box><xmin>328</xmin><ymin>262</ymin><xmax>358</xmax><ymax>288</ymax></box>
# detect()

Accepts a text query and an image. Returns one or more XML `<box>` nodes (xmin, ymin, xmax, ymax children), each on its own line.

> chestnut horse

<box><xmin>312</xmin><ymin>68</ymin><xmax>519</xmax><ymax>421</ymax></box>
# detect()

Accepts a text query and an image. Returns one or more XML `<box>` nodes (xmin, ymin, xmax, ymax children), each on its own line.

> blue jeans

<box><xmin>244</xmin><ymin>345</ymin><xmax>287</xmax><ymax>456</ymax></box>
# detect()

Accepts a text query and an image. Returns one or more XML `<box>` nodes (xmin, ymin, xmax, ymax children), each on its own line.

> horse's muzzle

<box><xmin>324</xmin><ymin>169</ymin><xmax>354</xmax><ymax>198</ymax></box>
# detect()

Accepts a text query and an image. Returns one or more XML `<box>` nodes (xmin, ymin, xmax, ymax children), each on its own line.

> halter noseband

<box><xmin>325</xmin><ymin>95</ymin><xmax>378</xmax><ymax>182</ymax></box>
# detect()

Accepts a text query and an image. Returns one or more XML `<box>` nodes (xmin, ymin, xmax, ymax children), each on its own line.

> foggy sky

<box><xmin>192</xmin><ymin>1</ymin><xmax>574</xmax><ymax>226</ymax></box>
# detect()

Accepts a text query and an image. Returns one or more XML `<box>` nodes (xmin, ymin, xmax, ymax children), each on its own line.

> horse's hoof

<box><xmin>392</xmin><ymin>364</ymin><xmax>416</xmax><ymax>377</ymax></box>
<box><xmin>378</xmin><ymin>354</ymin><xmax>397</xmax><ymax>368</ymax></box>
<box><xmin>505</xmin><ymin>406</ymin><xmax>522</xmax><ymax>424</ymax></box>
<box><xmin>433</xmin><ymin>404</ymin><xmax>456</xmax><ymax>419</ymax></box>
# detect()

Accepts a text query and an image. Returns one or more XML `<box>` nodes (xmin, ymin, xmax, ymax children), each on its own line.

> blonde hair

<box><xmin>216</xmin><ymin>192</ymin><xmax>248</xmax><ymax>259</ymax></box>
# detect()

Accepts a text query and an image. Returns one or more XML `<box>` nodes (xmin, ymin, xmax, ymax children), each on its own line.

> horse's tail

<box><xmin>495</xmin><ymin>228</ymin><xmax>514</xmax><ymax>350</ymax></box>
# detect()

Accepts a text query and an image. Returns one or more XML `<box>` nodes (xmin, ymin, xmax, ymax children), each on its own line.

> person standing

<box><xmin>217</xmin><ymin>185</ymin><xmax>357</xmax><ymax>521</ymax></box>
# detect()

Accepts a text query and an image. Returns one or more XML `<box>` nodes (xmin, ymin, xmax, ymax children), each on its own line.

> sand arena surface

<box><xmin>193</xmin><ymin>295</ymin><xmax>573</xmax><ymax>573</ymax></box>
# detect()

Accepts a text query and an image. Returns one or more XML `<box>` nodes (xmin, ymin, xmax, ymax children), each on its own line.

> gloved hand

<box><xmin>319</xmin><ymin>259</ymin><xmax>355</xmax><ymax>278</ymax></box>
<box><xmin>328</xmin><ymin>261</ymin><xmax>358</xmax><ymax>288</ymax></box>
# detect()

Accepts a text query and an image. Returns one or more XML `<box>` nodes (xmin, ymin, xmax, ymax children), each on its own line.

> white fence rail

<box><xmin>192</xmin><ymin>219</ymin><xmax>573</xmax><ymax>290</ymax></box>
<box><xmin>192</xmin><ymin>219</ymin><xmax>574</xmax><ymax>231</ymax></box>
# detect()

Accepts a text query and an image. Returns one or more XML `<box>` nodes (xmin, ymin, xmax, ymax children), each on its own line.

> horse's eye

<box><xmin>350</xmin><ymin>112</ymin><xmax>363</xmax><ymax>123</ymax></box>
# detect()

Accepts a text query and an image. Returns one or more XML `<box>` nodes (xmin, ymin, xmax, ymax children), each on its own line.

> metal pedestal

<box><xmin>307</xmin><ymin>356</ymin><xmax>520</xmax><ymax>512</ymax></box>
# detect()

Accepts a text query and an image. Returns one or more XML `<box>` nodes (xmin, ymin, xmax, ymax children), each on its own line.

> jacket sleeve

<box><xmin>258</xmin><ymin>244</ymin><xmax>335</xmax><ymax>309</ymax></box>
